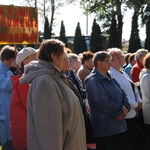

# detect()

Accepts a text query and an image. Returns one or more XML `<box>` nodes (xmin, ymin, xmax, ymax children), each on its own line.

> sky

<box><xmin>0</xmin><ymin>0</ymin><xmax>146</xmax><ymax>41</ymax></box>
<box><xmin>53</xmin><ymin>3</ymin><xmax>146</xmax><ymax>41</ymax></box>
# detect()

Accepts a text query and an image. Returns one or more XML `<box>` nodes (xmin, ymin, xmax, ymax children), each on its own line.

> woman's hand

<box><xmin>135</xmin><ymin>101</ymin><xmax>142</xmax><ymax>111</ymax></box>
<box><xmin>116</xmin><ymin>106</ymin><xmax>128</xmax><ymax>120</ymax></box>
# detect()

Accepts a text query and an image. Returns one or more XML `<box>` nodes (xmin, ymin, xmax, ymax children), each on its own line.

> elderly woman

<box><xmin>20</xmin><ymin>39</ymin><xmax>86</xmax><ymax>150</ymax></box>
<box><xmin>140</xmin><ymin>53</ymin><xmax>150</xmax><ymax>148</ymax></box>
<box><xmin>10</xmin><ymin>47</ymin><xmax>37</xmax><ymax>150</ymax></box>
<box><xmin>130</xmin><ymin>49</ymin><xmax>148</xmax><ymax>83</ymax></box>
<box><xmin>107</xmin><ymin>48</ymin><xmax>142</xmax><ymax>150</ymax></box>
<box><xmin>68</xmin><ymin>53</ymin><xmax>81</xmax><ymax>72</ymax></box>
<box><xmin>85</xmin><ymin>51</ymin><xmax>130</xmax><ymax>150</ymax></box>
<box><xmin>77</xmin><ymin>51</ymin><xmax>94</xmax><ymax>88</ymax></box>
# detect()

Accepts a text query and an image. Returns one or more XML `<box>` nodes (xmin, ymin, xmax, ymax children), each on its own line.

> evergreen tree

<box><xmin>128</xmin><ymin>11</ymin><xmax>141</xmax><ymax>53</ymax></box>
<box><xmin>43</xmin><ymin>16</ymin><xmax>51</xmax><ymax>39</ymax></box>
<box><xmin>90</xmin><ymin>19</ymin><xmax>103</xmax><ymax>53</ymax></box>
<box><xmin>81</xmin><ymin>35</ymin><xmax>87</xmax><ymax>52</ymax></box>
<box><xmin>109</xmin><ymin>16</ymin><xmax>118</xmax><ymax>48</ymax></box>
<box><xmin>145</xmin><ymin>16</ymin><xmax>150</xmax><ymax>52</ymax></box>
<box><xmin>74</xmin><ymin>22</ymin><xmax>87</xmax><ymax>54</ymax></box>
<box><xmin>59</xmin><ymin>21</ymin><xmax>68</xmax><ymax>46</ymax></box>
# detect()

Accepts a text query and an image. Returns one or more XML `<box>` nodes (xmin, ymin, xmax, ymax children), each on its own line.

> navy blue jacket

<box><xmin>85</xmin><ymin>68</ymin><xmax>130</xmax><ymax>138</ymax></box>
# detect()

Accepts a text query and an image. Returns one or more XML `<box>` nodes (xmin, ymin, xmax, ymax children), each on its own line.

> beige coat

<box><xmin>20</xmin><ymin>60</ymin><xmax>86</xmax><ymax>150</ymax></box>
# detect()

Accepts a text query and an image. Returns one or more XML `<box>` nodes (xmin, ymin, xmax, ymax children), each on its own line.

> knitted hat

<box><xmin>16</xmin><ymin>47</ymin><xmax>37</xmax><ymax>66</ymax></box>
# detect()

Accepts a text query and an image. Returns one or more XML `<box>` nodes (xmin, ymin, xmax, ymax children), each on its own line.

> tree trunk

<box><xmin>116</xmin><ymin>0</ymin><xmax>123</xmax><ymax>49</ymax></box>
<box><xmin>35</xmin><ymin>0</ymin><xmax>37</xmax><ymax>7</ymax></box>
<box><xmin>49</xmin><ymin>0</ymin><xmax>55</xmax><ymax>38</ymax></box>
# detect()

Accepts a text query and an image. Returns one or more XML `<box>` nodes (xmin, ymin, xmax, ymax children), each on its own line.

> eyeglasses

<box><xmin>100</xmin><ymin>60</ymin><xmax>111</xmax><ymax>63</ymax></box>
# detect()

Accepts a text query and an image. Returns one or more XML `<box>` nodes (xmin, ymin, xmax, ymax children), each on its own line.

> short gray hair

<box><xmin>93</xmin><ymin>51</ymin><xmax>111</xmax><ymax>67</ymax></box>
<box><xmin>67</xmin><ymin>53</ymin><xmax>79</xmax><ymax>62</ymax></box>
<box><xmin>135</xmin><ymin>49</ymin><xmax>148</xmax><ymax>61</ymax></box>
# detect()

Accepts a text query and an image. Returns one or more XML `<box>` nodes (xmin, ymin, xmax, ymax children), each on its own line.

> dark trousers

<box><xmin>145</xmin><ymin>124</ymin><xmax>150</xmax><ymax>149</ymax></box>
<box><xmin>2</xmin><ymin>141</ymin><xmax>27</xmax><ymax>150</ymax></box>
<box><xmin>95</xmin><ymin>132</ymin><xmax>130</xmax><ymax>150</ymax></box>
<box><xmin>126</xmin><ymin>118</ymin><xmax>137</xmax><ymax>150</ymax></box>
<box><xmin>2</xmin><ymin>141</ymin><xmax>15</xmax><ymax>150</ymax></box>
<box><xmin>126</xmin><ymin>117</ymin><xmax>150</xmax><ymax>150</ymax></box>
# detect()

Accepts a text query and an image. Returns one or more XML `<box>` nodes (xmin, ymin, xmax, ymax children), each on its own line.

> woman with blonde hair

<box><xmin>107</xmin><ymin>48</ymin><xmax>142</xmax><ymax>150</ymax></box>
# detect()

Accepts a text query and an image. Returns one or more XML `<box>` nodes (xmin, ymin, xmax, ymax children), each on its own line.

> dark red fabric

<box><xmin>10</xmin><ymin>75</ymin><xmax>29</xmax><ymax>150</ymax></box>
<box><xmin>87</xmin><ymin>143</ymin><xmax>96</xmax><ymax>149</ymax></box>
<box><xmin>130</xmin><ymin>62</ymin><xmax>144</xmax><ymax>83</ymax></box>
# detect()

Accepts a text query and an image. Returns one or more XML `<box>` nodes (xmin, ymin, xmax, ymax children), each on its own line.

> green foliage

<box><xmin>109</xmin><ymin>16</ymin><xmax>119</xmax><ymax>48</ymax></box>
<box><xmin>128</xmin><ymin>11</ymin><xmax>141</xmax><ymax>53</ymax></box>
<box><xmin>81</xmin><ymin>0</ymin><xmax>123</xmax><ymax>48</ymax></box>
<box><xmin>141</xmin><ymin>2</ymin><xmax>150</xmax><ymax>25</ymax></box>
<box><xmin>59</xmin><ymin>21</ymin><xmax>68</xmax><ymax>46</ymax></box>
<box><xmin>145</xmin><ymin>15</ymin><xmax>150</xmax><ymax>51</ymax></box>
<box><xmin>81</xmin><ymin>35</ymin><xmax>88</xmax><ymax>52</ymax></box>
<box><xmin>80</xmin><ymin>0</ymin><xmax>150</xmax><ymax>50</ymax></box>
<box><xmin>90</xmin><ymin>19</ymin><xmax>103</xmax><ymax>53</ymax></box>
<box><xmin>125</xmin><ymin>0</ymin><xmax>146</xmax><ymax>10</ymax></box>
<box><xmin>80</xmin><ymin>0</ymin><xmax>119</xmax><ymax>30</ymax></box>
<box><xmin>74</xmin><ymin>22</ymin><xmax>87</xmax><ymax>54</ymax></box>
<box><xmin>43</xmin><ymin>16</ymin><xmax>51</xmax><ymax>39</ymax></box>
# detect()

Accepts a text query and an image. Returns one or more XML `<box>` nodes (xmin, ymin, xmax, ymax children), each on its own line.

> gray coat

<box><xmin>20</xmin><ymin>60</ymin><xmax>86</xmax><ymax>150</ymax></box>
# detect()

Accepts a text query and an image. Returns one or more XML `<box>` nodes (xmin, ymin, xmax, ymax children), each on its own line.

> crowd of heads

<box><xmin>0</xmin><ymin>40</ymin><xmax>150</xmax><ymax>79</ymax></box>
<box><xmin>0</xmin><ymin>38</ymin><xmax>150</xmax><ymax>150</ymax></box>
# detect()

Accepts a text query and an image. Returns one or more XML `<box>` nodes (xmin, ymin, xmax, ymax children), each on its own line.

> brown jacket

<box><xmin>77</xmin><ymin>65</ymin><xmax>91</xmax><ymax>88</ymax></box>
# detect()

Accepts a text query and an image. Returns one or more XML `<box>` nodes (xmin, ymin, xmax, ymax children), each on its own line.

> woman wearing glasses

<box><xmin>85</xmin><ymin>51</ymin><xmax>130</xmax><ymax>150</ymax></box>
<box><xmin>107</xmin><ymin>48</ymin><xmax>142</xmax><ymax>150</ymax></box>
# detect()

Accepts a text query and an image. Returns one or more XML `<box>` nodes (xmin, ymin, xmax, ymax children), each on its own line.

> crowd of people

<box><xmin>0</xmin><ymin>39</ymin><xmax>150</xmax><ymax>150</ymax></box>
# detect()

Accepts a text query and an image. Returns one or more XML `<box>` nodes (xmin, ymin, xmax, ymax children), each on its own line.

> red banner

<box><xmin>0</xmin><ymin>5</ymin><xmax>38</xmax><ymax>44</ymax></box>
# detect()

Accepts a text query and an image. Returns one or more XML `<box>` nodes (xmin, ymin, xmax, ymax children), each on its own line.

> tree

<box><xmin>59</xmin><ymin>21</ymin><xmax>68</xmax><ymax>46</ymax></box>
<box><xmin>145</xmin><ymin>16</ymin><xmax>150</xmax><ymax>51</ymax></box>
<box><xmin>80</xmin><ymin>0</ymin><xmax>123</xmax><ymax>49</ymax></box>
<box><xmin>23</xmin><ymin>0</ymin><xmax>76</xmax><ymax>38</ymax></box>
<box><xmin>109</xmin><ymin>16</ymin><xmax>118</xmax><ymax>48</ymax></box>
<box><xmin>74</xmin><ymin>22</ymin><xmax>87</xmax><ymax>54</ymax></box>
<box><xmin>43</xmin><ymin>16</ymin><xmax>51</xmax><ymax>39</ymax></box>
<box><xmin>90</xmin><ymin>19</ymin><xmax>103</xmax><ymax>53</ymax></box>
<box><xmin>22</xmin><ymin>0</ymin><xmax>37</xmax><ymax>7</ymax></box>
<box><xmin>81</xmin><ymin>35</ymin><xmax>87</xmax><ymax>52</ymax></box>
<box><xmin>80</xmin><ymin>0</ymin><xmax>150</xmax><ymax>49</ymax></box>
<box><xmin>128</xmin><ymin>11</ymin><xmax>141</xmax><ymax>53</ymax></box>
<box><xmin>140</xmin><ymin>2</ymin><xmax>150</xmax><ymax>51</ymax></box>
<box><xmin>136</xmin><ymin>1</ymin><xmax>150</xmax><ymax>25</ymax></box>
